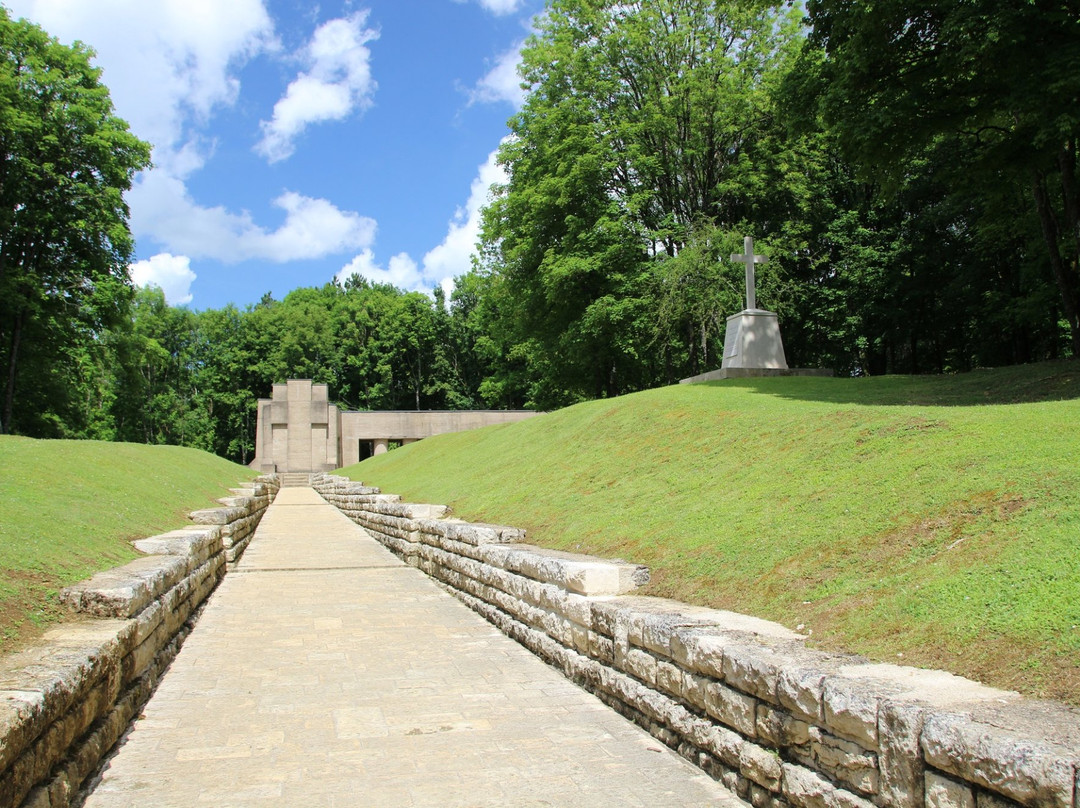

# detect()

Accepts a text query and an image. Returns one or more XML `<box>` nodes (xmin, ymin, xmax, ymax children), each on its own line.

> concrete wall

<box><xmin>251</xmin><ymin>379</ymin><xmax>538</xmax><ymax>472</ymax></box>
<box><xmin>312</xmin><ymin>473</ymin><xmax>1080</xmax><ymax>808</ymax></box>
<box><xmin>0</xmin><ymin>476</ymin><xmax>278</xmax><ymax>808</ymax></box>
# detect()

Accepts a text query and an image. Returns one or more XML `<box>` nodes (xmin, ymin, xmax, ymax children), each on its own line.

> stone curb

<box><xmin>0</xmin><ymin>474</ymin><xmax>279</xmax><ymax>808</ymax></box>
<box><xmin>311</xmin><ymin>473</ymin><xmax>1080</xmax><ymax>808</ymax></box>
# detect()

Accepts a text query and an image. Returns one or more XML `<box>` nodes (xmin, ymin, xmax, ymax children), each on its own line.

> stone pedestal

<box><xmin>722</xmin><ymin>309</ymin><xmax>787</xmax><ymax>370</ymax></box>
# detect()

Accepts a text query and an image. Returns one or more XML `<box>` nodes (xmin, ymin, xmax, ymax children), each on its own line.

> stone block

<box><xmin>781</xmin><ymin>762</ymin><xmax>876</xmax><ymax>808</ymax></box>
<box><xmin>499</xmin><ymin>545</ymin><xmax>648</xmax><ymax>596</ymax></box>
<box><xmin>624</xmin><ymin>648</ymin><xmax>658</xmax><ymax>687</ymax></box>
<box><xmin>671</xmin><ymin>627</ymin><xmax>729</xmax><ymax>679</ymax></box>
<box><xmin>59</xmin><ymin>555</ymin><xmax>189</xmax><ymax>618</ymax></box>
<box><xmin>683</xmin><ymin>671</ymin><xmax>711</xmax><ymax>713</ymax></box>
<box><xmin>188</xmin><ymin>505</ymin><xmax>247</xmax><ymax>525</ymax></box>
<box><xmin>588</xmin><ymin>631</ymin><xmax>614</xmax><ymax>665</ymax></box>
<box><xmin>757</xmin><ymin>702</ymin><xmax>812</xmax><ymax>750</ymax></box>
<box><xmin>813</xmin><ymin>732</ymin><xmax>879</xmax><ymax>796</ymax></box>
<box><xmin>925</xmin><ymin>771</ymin><xmax>975</xmax><ymax>808</ymax></box>
<box><xmin>921</xmin><ymin>703</ymin><xmax>1078</xmax><ymax>808</ymax></box>
<box><xmin>706</xmin><ymin>680</ymin><xmax>758</xmax><ymax>737</ymax></box>
<box><xmin>131</xmin><ymin>527</ymin><xmax>222</xmax><ymax>567</ymax></box>
<box><xmin>741</xmin><ymin>741</ymin><xmax>783</xmax><ymax>791</ymax></box>
<box><xmin>656</xmin><ymin>659</ymin><xmax>682</xmax><ymax>699</ymax></box>
<box><xmin>776</xmin><ymin>653</ymin><xmax>852</xmax><ymax>724</ymax></box>
<box><xmin>822</xmin><ymin>668</ymin><xmax>900</xmax><ymax>750</ymax></box>
<box><xmin>724</xmin><ymin>641</ymin><xmax>802</xmax><ymax>705</ymax></box>
<box><xmin>416</xmin><ymin>518</ymin><xmax>524</xmax><ymax>546</ymax></box>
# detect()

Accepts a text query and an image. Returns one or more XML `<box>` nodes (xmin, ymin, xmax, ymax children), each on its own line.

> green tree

<box><xmin>805</xmin><ymin>0</ymin><xmax>1080</xmax><ymax>354</ymax></box>
<box><xmin>0</xmin><ymin>9</ymin><xmax>151</xmax><ymax>433</ymax></box>
<box><xmin>479</xmin><ymin>0</ymin><xmax>816</xmax><ymax>403</ymax></box>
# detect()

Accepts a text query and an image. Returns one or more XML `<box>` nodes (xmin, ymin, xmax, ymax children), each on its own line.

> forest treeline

<box><xmin>2</xmin><ymin>1</ymin><xmax>1078</xmax><ymax>463</ymax></box>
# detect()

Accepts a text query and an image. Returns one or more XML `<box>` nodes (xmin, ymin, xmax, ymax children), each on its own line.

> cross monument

<box><xmin>730</xmin><ymin>236</ymin><xmax>767</xmax><ymax>312</ymax></box>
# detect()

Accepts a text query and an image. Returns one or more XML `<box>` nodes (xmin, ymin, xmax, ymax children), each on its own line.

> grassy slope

<box><xmin>0</xmin><ymin>437</ymin><xmax>255</xmax><ymax>652</ymax></box>
<box><xmin>341</xmin><ymin>361</ymin><xmax>1080</xmax><ymax>705</ymax></box>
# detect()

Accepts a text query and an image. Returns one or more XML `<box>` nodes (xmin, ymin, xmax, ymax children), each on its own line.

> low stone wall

<box><xmin>311</xmin><ymin>473</ymin><xmax>1080</xmax><ymax>808</ymax></box>
<box><xmin>0</xmin><ymin>475</ymin><xmax>278</xmax><ymax>808</ymax></box>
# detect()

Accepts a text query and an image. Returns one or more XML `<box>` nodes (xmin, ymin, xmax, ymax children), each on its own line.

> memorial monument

<box><xmin>680</xmin><ymin>235</ymin><xmax>831</xmax><ymax>383</ymax></box>
<box><xmin>722</xmin><ymin>236</ymin><xmax>788</xmax><ymax>370</ymax></box>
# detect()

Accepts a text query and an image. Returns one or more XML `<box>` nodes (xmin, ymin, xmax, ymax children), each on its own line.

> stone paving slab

<box><xmin>82</xmin><ymin>488</ymin><xmax>745</xmax><ymax>807</ymax></box>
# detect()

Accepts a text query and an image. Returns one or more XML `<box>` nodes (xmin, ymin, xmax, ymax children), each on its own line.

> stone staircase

<box><xmin>278</xmin><ymin>472</ymin><xmax>313</xmax><ymax>487</ymax></box>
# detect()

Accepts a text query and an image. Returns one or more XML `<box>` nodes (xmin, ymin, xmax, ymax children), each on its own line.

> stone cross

<box><xmin>730</xmin><ymin>236</ymin><xmax>768</xmax><ymax>311</ymax></box>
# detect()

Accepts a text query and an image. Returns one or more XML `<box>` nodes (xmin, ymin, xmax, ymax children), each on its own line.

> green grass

<box><xmin>340</xmin><ymin>361</ymin><xmax>1080</xmax><ymax>704</ymax></box>
<box><xmin>0</xmin><ymin>437</ymin><xmax>255</xmax><ymax>652</ymax></box>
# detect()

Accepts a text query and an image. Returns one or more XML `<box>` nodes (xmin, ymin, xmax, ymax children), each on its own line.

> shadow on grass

<box><xmin>700</xmin><ymin>359</ymin><xmax>1080</xmax><ymax>407</ymax></box>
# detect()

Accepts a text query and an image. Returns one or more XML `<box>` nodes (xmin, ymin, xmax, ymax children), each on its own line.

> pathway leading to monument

<box><xmin>83</xmin><ymin>487</ymin><xmax>744</xmax><ymax>807</ymax></box>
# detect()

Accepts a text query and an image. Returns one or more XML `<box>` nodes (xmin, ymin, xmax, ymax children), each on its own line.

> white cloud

<box><xmin>421</xmin><ymin>144</ymin><xmax>507</xmax><ymax>292</ymax></box>
<box><xmin>471</xmin><ymin>0</ymin><xmax>524</xmax><ymax>15</ymax></box>
<box><xmin>256</xmin><ymin>12</ymin><xmax>379</xmax><ymax>163</ymax></box>
<box><xmin>5</xmin><ymin>0</ymin><xmax>276</xmax><ymax>177</ymax></box>
<box><xmin>469</xmin><ymin>42</ymin><xmax>526</xmax><ymax>108</ymax></box>
<box><xmin>130</xmin><ymin>172</ymin><xmax>377</xmax><ymax>263</ymax></box>
<box><xmin>7</xmin><ymin>1</ymin><xmax>380</xmax><ymax>272</ymax></box>
<box><xmin>335</xmin><ymin>145</ymin><xmax>507</xmax><ymax>297</ymax></box>
<box><xmin>336</xmin><ymin>250</ymin><xmax>423</xmax><ymax>290</ymax></box>
<box><xmin>129</xmin><ymin>253</ymin><xmax>197</xmax><ymax>306</ymax></box>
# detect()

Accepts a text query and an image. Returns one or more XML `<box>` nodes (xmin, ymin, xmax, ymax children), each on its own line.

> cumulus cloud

<box><xmin>468</xmin><ymin>42</ymin><xmax>527</xmax><ymax>108</ymax></box>
<box><xmin>130</xmin><ymin>172</ymin><xmax>377</xmax><ymax>263</ymax></box>
<box><xmin>469</xmin><ymin>0</ymin><xmax>524</xmax><ymax>15</ymax></box>
<box><xmin>422</xmin><ymin>144</ymin><xmax>507</xmax><ymax>291</ymax></box>
<box><xmin>256</xmin><ymin>12</ymin><xmax>379</xmax><ymax>163</ymax></box>
<box><xmin>335</xmin><ymin>146</ymin><xmax>505</xmax><ymax>297</ymax></box>
<box><xmin>336</xmin><ymin>250</ymin><xmax>423</xmax><ymax>290</ymax></box>
<box><xmin>129</xmin><ymin>253</ymin><xmax>197</xmax><ymax>306</ymax></box>
<box><xmin>5</xmin><ymin>0</ymin><xmax>276</xmax><ymax>177</ymax></box>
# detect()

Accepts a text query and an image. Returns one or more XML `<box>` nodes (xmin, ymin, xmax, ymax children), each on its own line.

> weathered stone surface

<box><xmin>813</xmin><ymin>732</ymin><xmax>879</xmax><ymax>795</ymax></box>
<box><xmin>59</xmin><ymin>555</ymin><xmax>190</xmax><ymax>618</ymax></box>
<box><xmin>131</xmin><ymin>527</ymin><xmax>221</xmax><ymax>565</ymax></box>
<box><xmin>498</xmin><ymin>545</ymin><xmax>648</xmax><ymax>596</ymax></box>
<box><xmin>741</xmin><ymin>741</ymin><xmax>783</xmax><ymax>790</ymax></box>
<box><xmin>724</xmin><ymin>641</ymin><xmax>803</xmax><ymax>706</ymax></box>
<box><xmin>822</xmin><ymin>667</ymin><xmax>903</xmax><ymax>750</ymax></box>
<box><xmin>188</xmin><ymin>505</ymin><xmax>247</xmax><ymax>525</ymax></box>
<box><xmin>416</xmin><ymin>518</ymin><xmax>524</xmax><ymax>545</ymax></box>
<box><xmin>781</xmin><ymin>762</ymin><xmax>876</xmax><ymax>808</ymax></box>
<box><xmin>707</xmin><ymin>680</ymin><xmax>758</xmax><ymax>736</ymax></box>
<box><xmin>925</xmin><ymin>771</ymin><xmax>975</xmax><ymax>808</ymax></box>
<box><xmin>776</xmin><ymin>654</ymin><xmax>852</xmax><ymax>724</ymax></box>
<box><xmin>757</xmin><ymin>703</ymin><xmax>812</xmax><ymax>750</ymax></box>
<box><xmin>921</xmin><ymin>704</ymin><xmax>1078</xmax><ymax>808</ymax></box>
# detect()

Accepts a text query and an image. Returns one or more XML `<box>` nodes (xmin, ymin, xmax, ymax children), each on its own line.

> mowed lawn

<box><xmin>341</xmin><ymin>361</ymin><xmax>1080</xmax><ymax>705</ymax></box>
<box><xmin>0</xmin><ymin>438</ymin><xmax>255</xmax><ymax>652</ymax></box>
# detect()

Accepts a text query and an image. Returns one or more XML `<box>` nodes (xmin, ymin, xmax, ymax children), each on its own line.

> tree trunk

<box><xmin>1032</xmin><ymin>171</ymin><xmax>1080</xmax><ymax>356</ymax></box>
<box><xmin>1058</xmin><ymin>142</ymin><xmax>1080</xmax><ymax>260</ymax></box>
<box><xmin>2</xmin><ymin>308</ymin><xmax>24</xmax><ymax>434</ymax></box>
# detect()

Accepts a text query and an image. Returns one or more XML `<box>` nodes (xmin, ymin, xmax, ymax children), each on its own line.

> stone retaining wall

<box><xmin>0</xmin><ymin>475</ymin><xmax>279</xmax><ymax>808</ymax></box>
<box><xmin>311</xmin><ymin>473</ymin><xmax>1080</xmax><ymax>808</ymax></box>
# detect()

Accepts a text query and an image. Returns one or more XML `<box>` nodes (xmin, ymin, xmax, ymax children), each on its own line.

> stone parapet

<box><xmin>310</xmin><ymin>473</ymin><xmax>1080</xmax><ymax>808</ymax></box>
<box><xmin>0</xmin><ymin>473</ymin><xmax>279</xmax><ymax>808</ymax></box>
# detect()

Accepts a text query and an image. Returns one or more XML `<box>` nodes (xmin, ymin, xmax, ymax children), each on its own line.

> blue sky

<box><xmin>6</xmin><ymin>0</ymin><xmax>547</xmax><ymax>309</ymax></box>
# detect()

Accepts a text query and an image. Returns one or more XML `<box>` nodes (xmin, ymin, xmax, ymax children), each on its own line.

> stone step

<box><xmin>278</xmin><ymin>472</ymin><xmax>312</xmax><ymax>487</ymax></box>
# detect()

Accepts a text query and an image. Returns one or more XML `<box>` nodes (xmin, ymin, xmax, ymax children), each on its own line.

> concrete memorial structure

<box><xmin>250</xmin><ymin>379</ymin><xmax>538</xmax><ymax>473</ymax></box>
<box><xmin>722</xmin><ymin>236</ymin><xmax>788</xmax><ymax>371</ymax></box>
<box><xmin>681</xmin><ymin>235</ymin><xmax>831</xmax><ymax>383</ymax></box>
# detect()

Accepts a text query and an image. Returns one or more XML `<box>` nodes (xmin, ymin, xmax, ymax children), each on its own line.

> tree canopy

<box><xmin>0</xmin><ymin>8</ymin><xmax>151</xmax><ymax>435</ymax></box>
<box><xmin>2</xmin><ymin>0</ymin><xmax>1075</xmax><ymax>455</ymax></box>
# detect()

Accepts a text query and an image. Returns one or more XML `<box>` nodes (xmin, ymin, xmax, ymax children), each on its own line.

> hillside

<box><xmin>340</xmin><ymin>361</ymin><xmax>1080</xmax><ymax>705</ymax></box>
<box><xmin>0</xmin><ymin>438</ymin><xmax>256</xmax><ymax>652</ymax></box>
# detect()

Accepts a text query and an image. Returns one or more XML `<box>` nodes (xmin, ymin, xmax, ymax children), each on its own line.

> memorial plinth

<box><xmin>721</xmin><ymin>308</ymin><xmax>787</xmax><ymax>370</ymax></box>
<box><xmin>679</xmin><ymin>235</ymin><xmax>833</xmax><ymax>384</ymax></box>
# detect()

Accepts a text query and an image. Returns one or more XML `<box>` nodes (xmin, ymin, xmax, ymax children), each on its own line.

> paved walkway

<box><xmin>83</xmin><ymin>488</ymin><xmax>744</xmax><ymax>807</ymax></box>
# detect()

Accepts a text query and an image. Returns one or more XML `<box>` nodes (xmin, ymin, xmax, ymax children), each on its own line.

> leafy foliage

<box><xmin>0</xmin><ymin>9</ymin><xmax>150</xmax><ymax>435</ymax></box>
